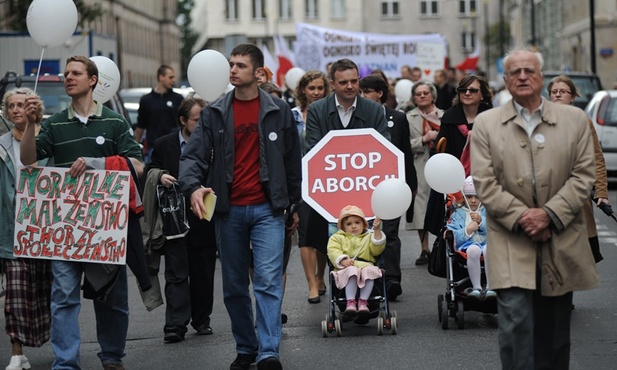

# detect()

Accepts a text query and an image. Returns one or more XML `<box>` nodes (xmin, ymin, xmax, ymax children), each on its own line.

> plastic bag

<box><xmin>156</xmin><ymin>183</ymin><xmax>189</xmax><ymax>239</ymax></box>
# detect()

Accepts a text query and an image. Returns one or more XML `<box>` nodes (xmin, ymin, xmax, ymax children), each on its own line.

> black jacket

<box><xmin>179</xmin><ymin>89</ymin><xmax>302</xmax><ymax>215</ymax></box>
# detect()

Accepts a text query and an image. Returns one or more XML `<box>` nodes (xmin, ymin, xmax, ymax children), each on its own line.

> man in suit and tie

<box><xmin>359</xmin><ymin>74</ymin><xmax>417</xmax><ymax>300</ymax></box>
<box><xmin>304</xmin><ymin>59</ymin><xmax>391</xmax><ymax>316</ymax></box>
<box><xmin>149</xmin><ymin>97</ymin><xmax>217</xmax><ymax>342</ymax></box>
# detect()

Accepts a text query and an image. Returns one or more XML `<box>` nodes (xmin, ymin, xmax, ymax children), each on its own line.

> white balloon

<box><xmin>371</xmin><ymin>178</ymin><xmax>412</xmax><ymax>220</ymax></box>
<box><xmin>284</xmin><ymin>67</ymin><xmax>305</xmax><ymax>90</ymax></box>
<box><xmin>394</xmin><ymin>79</ymin><xmax>413</xmax><ymax>104</ymax></box>
<box><xmin>27</xmin><ymin>0</ymin><xmax>78</xmax><ymax>48</ymax></box>
<box><xmin>90</xmin><ymin>56</ymin><xmax>121</xmax><ymax>104</ymax></box>
<box><xmin>187</xmin><ymin>50</ymin><xmax>230</xmax><ymax>102</ymax></box>
<box><xmin>424</xmin><ymin>153</ymin><xmax>466</xmax><ymax>194</ymax></box>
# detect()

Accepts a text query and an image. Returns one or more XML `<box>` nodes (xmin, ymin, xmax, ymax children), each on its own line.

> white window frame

<box><xmin>461</xmin><ymin>31</ymin><xmax>476</xmax><ymax>52</ymax></box>
<box><xmin>420</xmin><ymin>1</ymin><xmax>439</xmax><ymax>17</ymax></box>
<box><xmin>381</xmin><ymin>1</ymin><xmax>400</xmax><ymax>17</ymax></box>
<box><xmin>252</xmin><ymin>0</ymin><xmax>265</xmax><ymax>20</ymax></box>
<box><xmin>330</xmin><ymin>0</ymin><xmax>346</xmax><ymax>19</ymax></box>
<box><xmin>459</xmin><ymin>0</ymin><xmax>477</xmax><ymax>17</ymax></box>
<box><xmin>305</xmin><ymin>0</ymin><xmax>319</xmax><ymax>19</ymax></box>
<box><xmin>225</xmin><ymin>0</ymin><xmax>238</xmax><ymax>21</ymax></box>
<box><xmin>279</xmin><ymin>0</ymin><xmax>293</xmax><ymax>20</ymax></box>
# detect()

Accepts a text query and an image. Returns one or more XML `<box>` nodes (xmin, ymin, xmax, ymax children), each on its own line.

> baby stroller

<box><xmin>321</xmin><ymin>255</ymin><xmax>397</xmax><ymax>337</ymax></box>
<box><xmin>431</xmin><ymin>193</ymin><xmax>497</xmax><ymax>330</ymax></box>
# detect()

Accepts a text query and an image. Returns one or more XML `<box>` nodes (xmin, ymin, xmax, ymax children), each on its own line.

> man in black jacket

<box><xmin>359</xmin><ymin>74</ymin><xmax>417</xmax><ymax>300</ymax></box>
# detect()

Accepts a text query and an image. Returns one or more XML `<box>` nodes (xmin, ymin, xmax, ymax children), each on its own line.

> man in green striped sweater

<box><xmin>20</xmin><ymin>55</ymin><xmax>143</xmax><ymax>370</ymax></box>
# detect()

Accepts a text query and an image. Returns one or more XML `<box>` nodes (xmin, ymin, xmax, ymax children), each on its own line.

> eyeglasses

<box><xmin>550</xmin><ymin>89</ymin><xmax>571</xmax><ymax>96</ymax></box>
<box><xmin>457</xmin><ymin>87</ymin><xmax>480</xmax><ymax>94</ymax></box>
<box><xmin>506</xmin><ymin>67</ymin><xmax>538</xmax><ymax>77</ymax></box>
<box><xmin>414</xmin><ymin>91</ymin><xmax>431</xmax><ymax>97</ymax></box>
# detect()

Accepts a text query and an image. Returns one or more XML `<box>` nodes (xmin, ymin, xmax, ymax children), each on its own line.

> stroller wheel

<box><xmin>437</xmin><ymin>294</ymin><xmax>444</xmax><ymax>322</ymax></box>
<box><xmin>441</xmin><ymin>302</ymin><xmax>449</xmax><ymax>330</ymax></box>
<box><xmin>390</xmin><ymin>316</ymin><xmax>398</xmax><ymax>335</ymax></box>
<box><xmin>321</xmin><ymin>320</ymin><xmax>328</xmax><ymax>337</ymax></box>
<box><xmin>334</xmin><ymin>319</ymin><xmax>342</xmax><ymax>337</ymax></box>
<box><xmin>377</xmin><ymin>316</ymin><xmax>384</xmax><ymax>336</ymax></box>
<box><xmin>456</xmin><ymin>300</ymin><xmax>465</xmax><ymax>329</ymax></box>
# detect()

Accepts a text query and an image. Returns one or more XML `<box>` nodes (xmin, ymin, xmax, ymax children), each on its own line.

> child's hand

<box><xmin>373</xmin><ymin>218</ymin><xmax>381</xmax><ymax>230</ymax></box>
<box><xmin>470</xmin><ymin>212</ymin><xmax>482</xmax><ymax>224</ymax></box>
<box><xmin>341</xmin><ymin>258</ymin><xmax>355</xmax><ymax>267</ymax></box>
<box><xmin>466</xmin><ymin>221</ymin><xmax>479</xmax><ymax>234</ymax></box>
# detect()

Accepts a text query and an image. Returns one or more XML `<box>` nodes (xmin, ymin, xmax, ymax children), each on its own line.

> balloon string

<box><xmin>33</xmin><ymin>47</ymin><xmax>46</xmax><ymax>93</ymax></box>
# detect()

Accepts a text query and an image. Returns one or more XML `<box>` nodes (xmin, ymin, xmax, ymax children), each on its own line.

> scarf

<box><xmin>419</xmin><ymin>107</ymin><xmax>441</xmax><ymax>148</ymax></box>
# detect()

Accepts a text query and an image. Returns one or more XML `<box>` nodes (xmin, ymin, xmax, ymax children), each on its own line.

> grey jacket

<box><xmin>179</xmin><ymin>89</ymin><xmax>302</xmax><ymax>215</ymax></box>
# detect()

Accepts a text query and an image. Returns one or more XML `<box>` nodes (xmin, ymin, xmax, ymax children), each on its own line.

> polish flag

<box><xmin>455</xmin><ymin>43</ymin><xmax>480</xmax><ymax>72</ymax></box>
<box><xmin>261</xmin><ymin>44</ymin><xmax>279</xmax><ymax>85</ymax></box>
<box><xmin>273</xmin><ymin>34</ymin><xmax>295</xmax><ymax>88</ymax></box>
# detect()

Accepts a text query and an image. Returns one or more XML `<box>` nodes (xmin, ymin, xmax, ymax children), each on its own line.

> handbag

<box><xmin>156</xmin><ymin>183</ymin><xmax>190</xmax><ymax>239</ymax></box>
<box><xmin>428</xmin><ymin>234</ymin><xmax>447</xmax><ymax>278</ymax></box>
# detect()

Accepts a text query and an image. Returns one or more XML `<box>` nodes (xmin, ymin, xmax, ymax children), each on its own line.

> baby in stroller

<box><xmin>446</xmin><ymin>176</ymin><xmax>496</xmax><ymax>300</ymax></box>
<box><xmin>327</xmin><ymin>205</ymin><xmax>386</xmax><ymax>316</ymax></box>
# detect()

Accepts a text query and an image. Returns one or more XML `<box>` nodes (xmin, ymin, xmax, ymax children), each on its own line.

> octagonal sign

<box><xmin>302</xmin><ymin>128</ymin><xmax>405</xmax><ymax>223</ymax></box>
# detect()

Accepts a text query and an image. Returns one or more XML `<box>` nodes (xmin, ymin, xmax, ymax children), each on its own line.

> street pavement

<box><xmin>2</xmin><ymin>200</ymin><xmax>617</xmax><ymax>369</ymax></box>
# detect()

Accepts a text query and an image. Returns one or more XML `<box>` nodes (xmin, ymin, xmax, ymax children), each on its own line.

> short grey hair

<box><xmin>2</xmin><ymin>87</ymin><xmax>44</xmax><ymax>123</ymax></box>
<box><xmin>502</xmin><ymin>47</ymin><xmax>544</xmax><ymax>75</ymax></box>
<box><xmin>411</xmin><ymin>80</ymin><xmax>438</xmax><ymax>104</ymax></box>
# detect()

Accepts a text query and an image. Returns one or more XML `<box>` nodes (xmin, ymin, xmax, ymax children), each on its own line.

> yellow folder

<box><xmin>202</xmin><ymin>192</ymin><xmax>217</xmax><ymax>221</ymax></box>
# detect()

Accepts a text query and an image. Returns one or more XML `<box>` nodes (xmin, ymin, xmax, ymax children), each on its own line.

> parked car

<box><xmin>586</xmin><ymin>90</ymin><xmax>617</xmax><ymax>176</ymax></box>
<box><xmin>542</xmin><ymin>71</ymin><xmax>602</xmax><ymax>109</ymax></box>
<box><xmin>0</xmin><ymin>71</ymin><xmax>131</xmax><ymax>123</ymax></box>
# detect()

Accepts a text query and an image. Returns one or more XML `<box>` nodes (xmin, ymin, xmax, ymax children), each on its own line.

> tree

<box><xmin>5</xmin><ymin>0</ymin><xmax>104</xmax><ymax>31</ymax></box>
<box><xmin>485</xmin><ymin>21</ymin><xmax>510</xmax><ymax>62</ymax></box>
<box><xmin>177</xmin><ymin>0</ymin><xmax>198</xmax><ymax>81</ymax></box>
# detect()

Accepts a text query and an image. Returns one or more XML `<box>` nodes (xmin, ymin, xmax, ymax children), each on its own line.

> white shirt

<box><xmin>335</xmin><ymin>95</ymin><xmax>357</xmax><ymax>128</ymax></box>
<box><xmin>513</xmin><ymin>98</ymin><xmax>544</xmax><ymax>138</ymax></box>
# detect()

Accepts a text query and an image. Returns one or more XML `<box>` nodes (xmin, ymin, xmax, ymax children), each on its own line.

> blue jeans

<box><xmin>216</xmin><ymin>203</ymin><xmax>285</xmax><ymax>363</ymax></box>
<box><xmin>51</xmin><ymin>261</ymin><xmax>128</xmax><ymax>369</ymax></box>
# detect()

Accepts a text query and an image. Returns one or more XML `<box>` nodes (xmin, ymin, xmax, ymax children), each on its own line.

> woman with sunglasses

<box><xmin>548</xmin><ymin>75</ymin><xmax>608</xmax><ymax>263</ymax></box>
<box><xmin>406</xmin><ymin>81</ymin><xmax>444</xmax><ymax>265</ymax></box>
<box><xmin>424</xmin><ymin>75</ymin><xmax>493</xmax><ymax>239</ymax></box>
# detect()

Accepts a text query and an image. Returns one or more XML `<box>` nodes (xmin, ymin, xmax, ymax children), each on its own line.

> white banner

<box><xmin>13</xmin><ymin>167</ymin><xmax>130</xmax><ymax>265</ymax></box>
<box><xmin>294</xmin><ymin>23</ymin><xmax>447</xmax><ymax>80</ymax></box>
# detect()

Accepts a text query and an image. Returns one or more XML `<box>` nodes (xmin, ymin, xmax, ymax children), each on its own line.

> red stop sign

<box><xmin>302</xmin><ymin>128</ymin><xmax>405</xmax><ymax>223</ymax></box>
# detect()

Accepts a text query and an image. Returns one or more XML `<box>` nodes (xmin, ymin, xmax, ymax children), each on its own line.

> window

<box><xmin>459</xmin><ymin>0</ymin><xmax>477</xmax><ymax>16</ymax></box>
<box><xmin>252</xmin><ymin>0</ymin><xmax>265</xmax><ymax>20</ymax></box>
<box><xmin>420</xmin><ymin>1</ymin><xmax>439</xmax><ymax>17</ymax></box>
<box><xmin>331</xmin><ymin>0</ymin><xmax>346</xmax><ymax>19</ymax></box>
<box><xmin>279</xmin><ymin>0</ymin><xmax>292</xmax><ymax>20</ymax></box>
<box><xmin>381</xmin><ymin>1</ymin><xmax>399</xmax><ymax>17</ymax></box>
<box><xmin>305</xmin><ymin>0</ymin><xmax>319</xmax><ymax>19</ymax></box>
<box><xmin>225</xmin><ymin>0</ymin><xmax>238</xmax><ymax>21</ymax></box>
<box><xmin>461</xmin><ymin>31</ymin><xmax>476</xmax><ymax>51</ymax></box>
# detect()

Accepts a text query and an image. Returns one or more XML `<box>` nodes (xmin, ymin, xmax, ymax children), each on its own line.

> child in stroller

<box><xmin>327</xmin><ymin>205</ymin><xmax>385</xmax><ymax>315</ymax></box>
<box><xmin>447</xmin><ymin>176</ymin><xmax>495</xmax><ymax>300</ymax></box>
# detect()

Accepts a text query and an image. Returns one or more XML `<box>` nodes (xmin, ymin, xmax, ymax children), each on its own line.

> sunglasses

<box><xmin>457</xmin><ymin>87</ymin><xmax>480</xmax><ymax>94</ymax></box>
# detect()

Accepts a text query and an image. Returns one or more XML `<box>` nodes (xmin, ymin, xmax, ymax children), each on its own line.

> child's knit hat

<box><xmin>338</xmin><ymin>205</ymin><xmax>369</xmax><ymax>230</ymax></box>
<box><xmin>463</xmin><ymin>176</ymin><xmax>476</xmax><ymax>196</ymax></box>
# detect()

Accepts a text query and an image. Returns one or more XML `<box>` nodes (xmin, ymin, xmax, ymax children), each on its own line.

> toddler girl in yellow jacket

<box><xmin>327</xmin><ymin>205</ymin><xmax>386</xmax><ymax>314</ymax></box>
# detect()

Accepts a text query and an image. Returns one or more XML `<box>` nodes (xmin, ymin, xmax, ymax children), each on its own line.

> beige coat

<box><xmin>406</xmin><ymin>107</ymin><xmax>444</xmax><ymax>229</ymax></box>
<box><xmin>471</xmin><ymin>99</ymin><xmax>599</xmax><ymax>296</ymax></box>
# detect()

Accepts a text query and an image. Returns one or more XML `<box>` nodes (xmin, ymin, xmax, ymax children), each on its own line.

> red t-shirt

<box><xmin>230</xmin><ymin>96</ymin><xmax>267</xmax><ymax>205</ymax></box>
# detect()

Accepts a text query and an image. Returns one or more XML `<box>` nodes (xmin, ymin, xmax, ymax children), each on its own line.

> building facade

<box><xmin>191</xmin><ymin>0</ymin><xmax>502</xmax><ymax>81</ymax></box>
<box><xmin>508</xmin><ymin>0</ymin><xmax>617</xmax><ymax>89</ymax></box>
<box><xmin>0</xmin><ymin>0</ymin><xmax>181</xmax><ymax>89</ymax></box>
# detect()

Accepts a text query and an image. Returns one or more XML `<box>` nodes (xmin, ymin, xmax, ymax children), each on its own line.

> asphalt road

<box><xmin>2</xmin><ymin>197</ymin><xmax>617</xmax><ymax>370</ymax></box>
